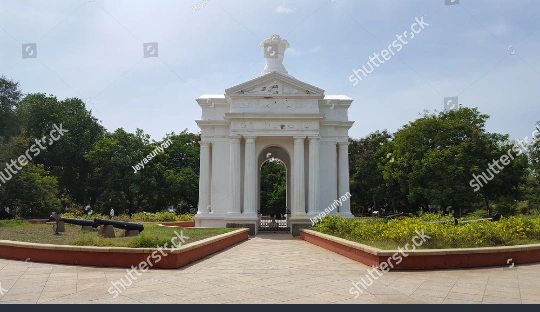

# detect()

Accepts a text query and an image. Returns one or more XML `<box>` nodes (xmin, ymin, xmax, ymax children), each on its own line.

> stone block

<box><xmin>291</xmin><ymin>223</ymin><xmax>310</xmax><ymax>237</ymax></box>
<box><xmin>226</xmin><ymin>223</ymin><xmax>256</xmax><ymax>236</ymax></box>
<box><xmin>121</xmin><ymin>230</ymin><xmax>140</xmax><ymax>237</ymax></box>
<box><xmin>98</xmin><ymin>225</ymin><xmax>115</xmax><ymax>238</ymax></box>
<box><xmin>53</xmin><ymin>221</ymin><xmax>65</xmax><ymax>233</ymax></box>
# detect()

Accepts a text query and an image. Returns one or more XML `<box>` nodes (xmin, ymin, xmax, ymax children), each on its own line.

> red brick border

<box><xmin>301</xmin><ymin>229</ymin><xmax>540</xmax><ymax>270</ymax></box>
<box><xmin>0</xmin><ymin>228</ymin><xmax>247</xmax><ymax>269</ymax></box>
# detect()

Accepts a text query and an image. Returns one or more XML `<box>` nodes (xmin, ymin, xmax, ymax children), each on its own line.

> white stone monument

<box><xmin>195</xmin><ymin>34</ymin><xmax>355</xmax><ymax>235</ymax></box>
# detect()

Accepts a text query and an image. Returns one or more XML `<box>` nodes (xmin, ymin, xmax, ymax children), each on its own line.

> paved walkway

<box><xmin>0</xmin><ymin>234</ymin><xmax>539</xmax><ymax>304</ymax></box>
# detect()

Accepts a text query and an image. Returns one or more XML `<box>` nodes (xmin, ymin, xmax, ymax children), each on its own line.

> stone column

<box><xmin>243</xmin><ymin>136</ymin><xmax>257</xmax><ymax>215</ymax></box>
<box><xmin>228</xmin><ymin>136</ymin><xmax>241</xmax><ymax>215</ymax></box>
<box><xmin>197</xmin><ymin>141</ymin><xmax>211</xmax><ymax>214</ymax></box>
<box><xmin>308</xmin><ymin>137</ymin><xmax>320</xmax><ymax>215</ymax></box>
<box><xmin>293</xmin><ymin>136</ymin><xmax>306</xmax><ymax>215</ymax></box>
<box><xmin>338</xmin><ymin>142</ymin><xmax>353</xmax><ymax>218</ymax></box>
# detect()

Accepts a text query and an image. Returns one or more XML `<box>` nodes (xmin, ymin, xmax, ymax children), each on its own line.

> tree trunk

<box><xmin>484</xmin><ymin>192</ymin><xmax>491</xmax><ymax>216</ymax></box>
<box><xmin>128</xmin><ymin>198</ymin><xmax>135</xmax><ymax>214</ymax></box>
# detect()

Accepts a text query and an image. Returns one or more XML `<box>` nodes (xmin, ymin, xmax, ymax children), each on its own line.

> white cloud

<box><xmin>286</xmin><ymin>46</ymin><xmax>321</xmax><ymax>57</ymax></box>
<box><xmin>491</xmin><ymin>23</ymin><xmax>509</xmax><ymax>36</ymax></box>
<box><xmin>286</xmin><ymin>47</ymin><xmax>302</xmax><ymax>57</ymax></box>
<box><xmin>275</xmin><ymin>5</ymin><xmax>293</xmax><ymax>14</ymax></box>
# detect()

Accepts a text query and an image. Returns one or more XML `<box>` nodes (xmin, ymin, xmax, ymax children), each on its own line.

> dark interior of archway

<box><xmin>260</xmin><ymin>159</ymin><xmax>286</xmax><ymax>218</ymax></box>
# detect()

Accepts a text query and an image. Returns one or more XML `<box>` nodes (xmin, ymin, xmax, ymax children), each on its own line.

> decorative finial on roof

<box><xmin>260</xmin><ymin>34</ymin><xmax>290</xmax><ymax>75</ymax></box>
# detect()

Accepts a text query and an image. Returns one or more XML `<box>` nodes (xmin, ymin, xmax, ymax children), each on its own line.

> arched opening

<box><xmin>258</xmin><ymin>145</ymin><xmax>291</xmax><ymax>232</ymax></box>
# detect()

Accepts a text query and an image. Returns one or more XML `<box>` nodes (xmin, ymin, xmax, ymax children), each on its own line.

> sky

<box><xmin>0</xmin><ymin>0</ymin><xmax>539</xmax><ymax>142</ymax></box>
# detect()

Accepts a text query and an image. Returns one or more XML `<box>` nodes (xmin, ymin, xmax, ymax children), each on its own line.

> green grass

<box><xmin>0</xmin><ymin>220</ymin><xmax>235</xmax><ymax>248</ymax></box>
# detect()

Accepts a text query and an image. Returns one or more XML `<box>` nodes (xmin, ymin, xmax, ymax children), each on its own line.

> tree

<box><xmin>85</xmin><ymin>128</ymin><xmax>150</xmax><ymax>214</ymax></box>
<box><xmin>0</xmin><ymin>163</ymin><xmax>61</xmax><ymax>218</ymax></box>
<box><xmin>349</xmin><ymin>131</ymin><xmax>391</xmax><ymax>214</ymax></box>
<box><xmin>380</xmin><ymin>108</ymin><xmax>528</xmax><ymax>214</ymax></box>
<box><xmin>18</xmin><ymin>93</ymin><xmax>105</xmax><ymax>205</ymax></box>
<box><xmin>0</xmin><ymin>75</ymin><xmax>22</xmax><ymax>141</ymax></box>
<box><xmin>525</xmin><ymin>123</ymin><xmax>540</xmax><ymax>211</ymax></box>
<box><xmin>159</xmin><ymin>130</ymin><xmax>200</xmax><ymax>212</ymax></box>
<box><xmin>260</xmin><ymin>160</ymin><xmax>286</xmax><ymax>216</ymax></box>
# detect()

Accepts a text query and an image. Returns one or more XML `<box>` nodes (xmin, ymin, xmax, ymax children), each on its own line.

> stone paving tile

<box><xmin>411</xmin><ymin>288</ymin><xmax>449</xmax><ymax>298</ymax></box>
<box><xmin>445</xmin><ymin>291</ymin><xmax>484</xmax><ymax>302</ymax></box>
<box><xmin>1</xmin><ymin>291</ymin><xmax>42</xmax><ymax>302</ymax></box>
<box><xmin>521</xmin><ymin>299</ymin><xmax>540</xmax><ymax>304</ymax></box>
<box><xmin>375</xmin><ymin>294</ymin><xmax>424</xmax><ymax>304</ymax></box>
<box><xmin>482</xmin><ymin>295</ymin><xmax>522</xmax><ymax>304</ymax></box>
<box><xmin>228</xmin><ymin>297</ymin><xmax>283</xmax><ymax>304</ymax></box>
<box><xmin>443</xmin><ymin>298</ymin><xmax>482</xmax><ymax>304</ymax></box>
<box><xmin>335</xmin><ymin>296</ymin><xmax>382</xmax><ymax>304</ymax></box>
<box><xmin>388</xmin><ymin>285</ymin><xmax>418</xmax><ymax>296</ymax></box>
<box><xmin>38</xmin><ymin>287</ymin><xmax>77</xmax><ymax>302</ymax></box>
<box><xmin>417</xmin><ymin>283</ymin><xmax>454</xmax><ymax>292</ymax></box>
<box><xmin>2</xmin><ymin>286</ymin><xmax>44</xmax><ymax>296</ymax></box>
<box><xmin>1</xmin><ymin>233</ymin><xmax>540</xmax><ymax>304</ymax></box>
<box><xmin>409</xmin><ymin>294</ymin><xmax>445</xmax><ymax>304</ymax></box>
<box><xmin>454</xmin><ymin>281</ymin><xmax>488</xmax><ymax>288</ymax></box>
<box><xmin>281</xmin><ymin>296</ymin><xmax>333</xmax><ymax>304</ymax></box>
<box><xmin>519</xmin><ymin>292</ymin><xmax>540</xmax><ymax>300</ymax></box>
<box><xmin>485</xmin><ymin>284</ymin><xmax>520</xmax><ymax>293</ymax></box>
<box><xmin>449</xmin><ymin>286</ymin><xmax>485</xmax><ymax>295</ymax></box>
<box><xmin>306</xmin><ymin>291</ymin><xmax>352</xmax><ymax>303</ymax></box>
<box><xmin>0</xmin><ymin>299</ymin><xmax>40</xmax><ymax>304</ymax></box>
<box><xmin>483</xmin><ymin>288</ymin><xmax>521</xmax><ymax>299</ymax></box>
<box><xmin>365</xmin><ymin>283</ymin><xmax>405</xmax><ymax>295</ymax></box>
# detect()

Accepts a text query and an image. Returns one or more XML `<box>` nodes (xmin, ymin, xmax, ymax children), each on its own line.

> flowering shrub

<box><xmin>311</xmin><ymin>213</ymin><xmax>540</xmax><ymax>249</ymax></box>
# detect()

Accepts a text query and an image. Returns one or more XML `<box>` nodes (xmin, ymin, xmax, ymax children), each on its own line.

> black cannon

<box><xmin>49</xmin><ymin>212</ymin><xmax>99</xmax><ymax>233</ymax></box>
<box><xmin>93</xmin><ymin>218</ymin><xmax>144</xmax><ymax>231</ymax></box>
<box><xmin>62</xmin><ymin>218</ymin><xmax>99</xmax><ymax>228</ymax></box>
<box><xmin>94</xmin><ymin>218</ymin><xmax>144</xmax><ymax>238</ymax></box>
<box><xmin>425</xmin><ymin>218</ymin><xmax>458</xmax><ymax>225</ymax></box>
<box><xmin>461</xmin><ymin>213</ymin><xmax>501</xmax><ymax>224</ymax></box>
<box><xmin>385</xmin><ymin>212</ymin><xmax>413</xmax><ymax>220</ymax></box>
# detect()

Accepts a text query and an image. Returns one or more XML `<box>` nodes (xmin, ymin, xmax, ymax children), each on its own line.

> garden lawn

<box><xmin>0</xmin><ymin>219</ymin><xmax>234</xmax><ymax>248</ymax></box>
<box><xmin>311</xmin><ymin>214</ymin><xmax>540</xmax><ymax>249</ymax></box>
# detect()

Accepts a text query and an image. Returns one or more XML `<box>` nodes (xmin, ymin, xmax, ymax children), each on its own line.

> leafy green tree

<box><xmin>0</xmin><ymin>163</ymin><xmax>61</xmax><ymax>218</ymax></box>
<box><xmin>18</xmin><ymin>93</ymin><xmax>105</xmax><ymax>206</ymax></box>
<box><xmin>525</xmin><ymin>124</ymin><xmax>540</xmax><ymax>211</ymax></box>
<box><xmin>380</xmin><ymin>108</ymin><xmax>528</xmax><ymax>214</ymax></box>
<box><xmin>477</xmin><ymin>134</ymin><xmax>529</xmax><ymax>214</ymax></box>
<box><xmin>349</xmin><ymin>131</ymin><xmax>391</xmax><ymax>214</ymax></box>
<box><xmin>85</xmin><ymin>128</ymin><xmax>151</xmax><ymax>214</ymax></box>
<box><xmin>260</xmin><ymin>160</ymin><xmax>286</xmax><ymax>216</ymax></box>
<box><xmin>160</xmin><ymin>130</ymin><xmax>200</xmax><ymax>212</ymax></box>
<box><xmin>0</xmin><ymin>75</ymin><xmax>22</xmax><ymax>141</ymax></box>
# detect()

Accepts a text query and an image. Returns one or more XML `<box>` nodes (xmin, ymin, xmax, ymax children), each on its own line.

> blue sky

<box><xmin>1</xmin><ymin>0</ymin><xmax>539</xmax><ymax>141</ymax></box>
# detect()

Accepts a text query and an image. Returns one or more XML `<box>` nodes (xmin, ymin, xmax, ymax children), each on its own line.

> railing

<box><xmin>258</xmin><ymin>211</ymin><xmax>290</xmax><ymax>231</ymax></box>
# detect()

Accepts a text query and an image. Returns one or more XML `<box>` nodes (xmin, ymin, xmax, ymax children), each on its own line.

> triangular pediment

<box><xmin>225</xmin><ymin>72</ymin><xmax>325</xmax><ymax>97</ymax></box>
